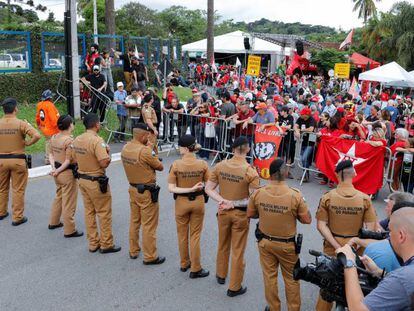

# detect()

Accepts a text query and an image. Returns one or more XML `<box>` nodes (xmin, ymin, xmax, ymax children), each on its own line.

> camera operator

<box><xmin>338</xmin><ymin>207</ymin><xmax>414</xmax><ymax>311</ymax></box>
<box><xmin>315</xmin><ymin>160</ymin><xmax>377</xmax><ymax>311</ymax></box>
<box><xmin>247</xmin><ymin>159</ymin><xmax>312</xmax><ymax>311</ymax></box>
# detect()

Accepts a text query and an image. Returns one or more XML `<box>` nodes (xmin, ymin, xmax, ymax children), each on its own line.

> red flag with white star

<box><xmin>315</xmin><ymin>136</ymin><xmax>386</xmax><ymax>194</ymax></box>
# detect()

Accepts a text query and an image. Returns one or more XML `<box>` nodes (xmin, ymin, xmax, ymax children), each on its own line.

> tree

<box><xmin>115</xmin><ymin>2</ymin><xmax>165</xmax><ymax>37</ymax></box>
<box><xmin>352</xmin><ymin>0</ymin><xmax>381</xmax><ymax>24</ymax></box>
<box><xmin>46</xmin><ymin>11</ymin><xmax>55</xmax><ymax>23</ymax></box>
<box><xmin>77</xmin><ymin>0</ymin><xmax>105</xmax><ymax>34</ymax></box>
<box><xmin>207</xmin><ymin>0</ymin><xmax>214</xmax><ymax>65</ymax></box>
<box><xmin>310</xmin><ymin>49</ymin><xmax>347</xmax><ymax>73</ymax></box>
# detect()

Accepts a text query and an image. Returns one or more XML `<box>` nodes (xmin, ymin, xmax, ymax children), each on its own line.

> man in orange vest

<box><xmin>36</xmin><ymin>90</ymin><xmax>60</xmax><ymax>164</ymax></box>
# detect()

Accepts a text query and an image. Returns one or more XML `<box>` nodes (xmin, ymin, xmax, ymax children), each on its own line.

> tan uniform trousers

<box><xmin>44</xmin><ymin>136</ymin><xmax>51</xmax><ymax>164</ymax></box>
<box><xmin>216</xmin><ymin>209</ymin><xmax>249</xmax><ymax>291</ymax></box>
<box><xmin>78</xmin><ymin>179</ymin><xmax>114</xmax><ymax>250</ymax></box>
<box><xmin>0</xmin><ymin>159</ymin><xmax>28</xmax><ymax>222</ymax></box>
<box><xmin>316</xmin><ymin>238</ymin><xmax>356</xmax><ymax>311</ymax></box>
<box><xmin>129</xmin><ymin>187</ymin><xmax>159</xmax><ymax>261</ymax></box>
<box><xmin>124</xmin><ymin>72</ymin><xmax>133</xmax><ymax>92</ymax></box>
<box><xmin>49</xmin><ymin>171</ymin><xmax>78</xmax><ymax>235</ymax></box>
<box><xmin>258</xmin><ymin>239</ymin><xmax>300</xmax><ymax>311</ymax></box>
<box><xmin>175</xmin><ymin>196</ymin><xmax>205</xmax><ymax>272</ymax></box>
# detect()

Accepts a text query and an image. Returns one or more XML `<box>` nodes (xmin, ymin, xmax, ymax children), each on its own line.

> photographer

<box><xmin>315</xmin><ymin>160</ymin><xmax>377</xmax><ymax>311</ymax></box>
<box><xmin>338</xmin><ymin>207</ymin><xmax>414</xmax><ymax>311</ymax></box>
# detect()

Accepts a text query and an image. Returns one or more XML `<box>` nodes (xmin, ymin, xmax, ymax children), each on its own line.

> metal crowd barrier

<box><xmin>387</xmin><ymin>151</ymin><xmax>414</xmax><ymax>193</ymax></box>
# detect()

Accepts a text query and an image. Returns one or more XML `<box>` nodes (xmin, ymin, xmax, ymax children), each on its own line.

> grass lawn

<box><xmin>0</xmin><ymin>86</ymin><xmax>192</xmax><ymax>154</ymax></box>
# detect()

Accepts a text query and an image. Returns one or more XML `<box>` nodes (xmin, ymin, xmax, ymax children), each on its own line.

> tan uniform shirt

<box><xmin>168</xmin><ymin>153</ymin><xmax>209</xmax><ymax>187</ymax></box>
<box><xmin>125</xmin><ymin>95</ymin><xmax>142</xmax><ymax>119</ymax></box>
<box><xmin>316</xmin><ymin>184</ymin><xmax>377</xmax><ymax>236</ymax></box>
<box><xmin>248</xmin><ymin>182</ymin><xmax>309</xmax><ymax>238</ymax></box>
<box><xmin>0</xmin><ymin>115</ymin><xmax>38</xmax><ymax>154</ymax></box>
<box><xmin>209</xmin><ymin>155</ymin><xmax>260</xmax><ymax>201</ymax></box>
<box><xmin>142</xmin><ymin>104</ymin><xmax>157</xmax><ymax>125</ymax></box>
<box><xmin>121</xmin><ymin>140</ymin><xmax>163</xmax><ymax>184</ymax></box>
<box><xmin>72</xmin><ymin>130</ymin><xmax>109</xmax><ymax>176</ymax></box>
<box><xmin>50</xmin><ymin>133</ymin><xmax>74</xmax><ymax>164</ymax></box>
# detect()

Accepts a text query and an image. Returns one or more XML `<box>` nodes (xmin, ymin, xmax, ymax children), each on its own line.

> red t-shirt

<box><xmin>236</xmin><ymin>109</ymin><xmax>255</xmax><ymax>136</ymax></box>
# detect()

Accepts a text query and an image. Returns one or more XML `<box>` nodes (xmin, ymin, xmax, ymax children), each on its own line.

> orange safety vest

<box><xmin>35</xmin><ymin>100</ymin><xmax>60</xmax><ymax>136</ymax></box>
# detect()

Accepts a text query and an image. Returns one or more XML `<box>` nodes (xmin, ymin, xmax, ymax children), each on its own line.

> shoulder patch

<box><xmin>101</xmin><ymin>142</ymin><xmax>107</xmax><ymax>148</ymax></box>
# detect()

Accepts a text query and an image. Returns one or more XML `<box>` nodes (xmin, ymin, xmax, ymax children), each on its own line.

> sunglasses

<box><xmin>93</xmin><ymin>69</ymin><xmax>99</xmax><ymax>72</ymax></box>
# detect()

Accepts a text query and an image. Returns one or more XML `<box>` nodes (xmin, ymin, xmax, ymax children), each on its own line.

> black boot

<box><xmin>64</xmin><ymin>230</ymin><xmax>84</xmax><ymax>238</ymax></box>
<box><xmin>227</xmin><ymin>286</ymin><xmax>247</xmax><ymax>297</ymax></box>
<box><xmin>143</xmin><ymin>256</ymin><xmax>166</xmax><ymax>265</ymax></box>
<box><xmin>99</xmin><ymin>245</ymin><xmax>122</xmax><ymax>254</ymax></box>
<box><xmin>189</xmin><ymin>269</ymin><xmax>209</xmax><ymax>279</ymax></box>
<box><xmin>12</xmin><ymin>216</ymin><xmax>28</xmax><ymax>226</ymax></box>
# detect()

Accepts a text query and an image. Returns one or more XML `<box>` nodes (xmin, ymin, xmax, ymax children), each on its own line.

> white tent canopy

<box><xmin>182</xmin><ymin>30</ymin><xmax>291</xmax><ymax>55</ymax></box>
<box><xmin>359</xmin><ymin>61</ymin><xmax>414</xmax><ymax>87</ymax></box>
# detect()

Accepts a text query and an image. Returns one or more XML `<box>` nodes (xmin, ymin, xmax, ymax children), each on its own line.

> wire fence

<box><xmin>0</xmin><ymin>30</ymin><xmax>32</xmax><ymax>73</ymax></box>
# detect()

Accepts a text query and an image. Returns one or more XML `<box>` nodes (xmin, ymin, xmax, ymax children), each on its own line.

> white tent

<box><xmin>182</xmin><ymin>30</ymin><xmax>290</xmax><ymax>55</ymax></box>
<box><xmin>359</xmin><ymin>61</ymin><xmax>414</xmax><ymax>87</ymax></box>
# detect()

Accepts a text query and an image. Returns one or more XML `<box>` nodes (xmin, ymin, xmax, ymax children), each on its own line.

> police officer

<box><xmin>48</xmin><ymin>115</ymin><xmax>83</xmax><ymax>238</ymax></box>
<box><xmin>141</xmin><ymin>93</ymin><xmax>158</xmax><ymax>154</ymax></box>
<box><xmin>0</xmin><ymin>98</ymin><xmax>41</xmax><ymax>225</ymax></box>
<box><xmin>121</xmin><ymin>123</ymin><xmax>164</xmax><ymax>264</ymax></box>
<box><xmin>168</xmin><ymin>135</ymin><xmax>210</xmax><ymax>278</ymax></box>
<box><xmin>72</xmin><ymin>113</ymin><xmax>121</xmax><ymax>254</ymax></box>
<box><xmin>205</xmin><ymin>136</ymin><xmax>260</xmax><ymax>297</ymax></box>
<box><xmin>315</xmin><ymin>160</ymin><xmax>377</xmax><ymax>311</ymax></box>
<box><xmin>247</xmin><ymin>159</ymin><xmax>312</xmax><ymax>311</ymax></box>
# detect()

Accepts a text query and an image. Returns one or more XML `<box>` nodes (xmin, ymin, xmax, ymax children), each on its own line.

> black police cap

<box><xmin>335</xmin><ymin>160</ymin><xmax>353</xmax><ymax>173</ymax></box>
<box><xmin>178</xmin><ymin>135</ymin><xmax>196</xmax><ymax>148</ymax></box>
<box><xmin>133</xmin><ymin>123</ymin><xmax>151</xmax><ymax>132</ymax></box>
<box><xmin>232</xmin><ymin>136</ymin><xmax>249</xmax><ymax>149</ymax></box>
<box><xmin>269</xmin><ymin>159</ymin><xmax>285</xmax><ymax>175</ymax></box>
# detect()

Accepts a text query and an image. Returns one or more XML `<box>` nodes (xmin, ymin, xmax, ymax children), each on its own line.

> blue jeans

<box><xmin>301</xmin><ymin>145</ymin><xmax>314</xmax><ymax>169</ymax></box>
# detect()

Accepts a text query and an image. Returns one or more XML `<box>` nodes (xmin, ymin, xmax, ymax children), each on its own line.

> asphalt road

<box><xmin>0</xmin><ymin>154</ymin><xmax>388</xmax><ymax>311</ymax></box>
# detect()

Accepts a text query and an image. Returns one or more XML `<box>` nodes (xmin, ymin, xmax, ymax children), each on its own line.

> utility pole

<box><xmin>105</xmin><ymin>0</ymin><xmax>115</xmax><ymax>49</ymax></box>
<box><xmin>93</xmin><ymin>0</ymin><xmax>98</xmax><ymax>44</ymax></box>
<box><xmin>64</xmin><ymin>0</ymin><xmax>80</xmax><ymax>118</ymax></box>
<box><xmin>206</xmin><ymin>0</ymin><xmax>214</xmax><ymax>65</ymax></box>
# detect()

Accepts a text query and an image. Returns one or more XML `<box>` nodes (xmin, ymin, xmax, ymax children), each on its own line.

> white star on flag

<box><xmin>334</xmin><ymin>143</ymin><xmax>367</xmax><ymax>167</ymax></box>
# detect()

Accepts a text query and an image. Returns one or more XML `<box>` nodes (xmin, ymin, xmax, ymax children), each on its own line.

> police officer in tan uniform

<box><xmin>121</xmin><ymin>123</ymin><xmax>164</xmax><ymax>264</ymax></box>
<box><xmin>168</xmin><ymin>135</ymin><xmax>210</xmax><ymax>278</ymax></box>
<box><xmin>206</xmin><ymin>136</ymin><xmax>260</xmax><ymax>297</ymax></box>
<box><xmin>48</xmin><ymin>115</ymin><xmax>83</xmax><ymax>238</ymax></box>
<box><xmin>247</xmin><ymin>159</ymin><xmax>312</xmax><ymax>311</ymax></box>
<box><xmin>72</xmin><ymin>113</ymin><xmax>121</xmax><ymax>254</ymax></box>
<box><xmin>0</xmin><ymin>98</ymin><xmax>40</xmax><ymax>225</ymax></box>
<box><xmin>315</xmin><ymin>160</ymin><xmax>377</xmax><ymax>311</ymax></box>
<box><xmin>141</xmin><ymin>94</ymin><xmax>158</xmax><ymax>154</ymax></box>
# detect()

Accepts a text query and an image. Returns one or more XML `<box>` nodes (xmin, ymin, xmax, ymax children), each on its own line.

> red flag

<box><xmin>315</xmin><ymin>136</ymin><xmax>385</xmax><ymax>194</ymax></box>
<box><xmin>286</xmin><ymin>53</ymin><xmax>301</xmax><ymax>75</ymax></box>
<box><xmin>339</xmin><ymin>29</ymin><xmax>354</xmax><ymax>50</ymax></box>
<box><xmin>253</xmin><ymin>126</ymin><xmax>284</xmax><ymax>179</ymax></box>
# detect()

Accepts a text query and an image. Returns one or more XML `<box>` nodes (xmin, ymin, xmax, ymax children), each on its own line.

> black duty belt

<box><xmin>332</xmin><ymin>232</ymin><xmax>359</xmax><ymax>238</ymax></box>
<box><xmin>0</xmin><ymin>154</ymin><xmax>26</xmax><ymax>159</ymax></box>
<box><xmin>176</xmin><ymin>191</ymin><xmax>205</xmax><ymax>198</ymax></box>
<box><xmin>130</xmin><ymin>183</ymin><xmax>156</xmax><ymax>188</ymax></box>
<box><xmin>234</xmin><ymin>206</ymin><xmax>247</xmax><ymax>212</ymax></box>
<box><xmin>262</xmin><ymin>233</ymin><xmax>295</xmax><ymax>243</ymax></box>
<box><xmin>55</xmin><ymin>161</ymin><xmax>77</xmax><ymax>171</ymax></box>
<box><xmin>78</xmin><ymin>174</ymin><xmax>104</xmax><ymax>182</ymax></box>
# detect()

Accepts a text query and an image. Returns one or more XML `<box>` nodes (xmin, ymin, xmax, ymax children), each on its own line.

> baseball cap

<box><xmin>116</xmin><ymin>82</ymin><xmax>124</xmax><ymax>88</ymax></box>
<box><xmin>300</xmin><ymin>107</ymin><xmax>312</xmax><ymax>116</ymax></box>
<box><xmin>192</xmin><ymin>88</ymin><xmax>199</xmax><ymax>93</ymax></box>
<box><xmin>335</xmin><ymin>160</ymin><xmax>353</xmax><ymax>173</ymax></box>
<box><xmin>232</xmin><ymin>136</ymin><xmax>249</xmax><ymax>149</ymax></box>
<box><xmin>41</xmin><ymin>89</ymin><xmax>53</xmax><ymax>100</ymax></box>
<box><xmin>269</xmin><ymin>159</ymin><xmax>285</xmax><ymax>175</ymax></box>
<box><xmin>92</xmin><ymin>65</ymin><xmax>100</xmax><ymax>71</ymax></box>
<box><xmin>178</xmin><ymin>135</ymin><xmax>197</xmax><ymax>148</ymax></box>
<box><xmin>361</xmin><ymin>94</ymin><xmax>368</xmax><ymax>101</ymax></box>
<box><xmin>255</xmin><ymin>102</ymin><xmax>267</xmax><ymax>110</ymax></box>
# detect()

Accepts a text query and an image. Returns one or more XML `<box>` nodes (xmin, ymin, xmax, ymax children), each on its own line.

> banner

<box><xmin>253</xmin><ymin>126</ymin><xmax>284</xmax><ymax>179</ymax></box>
<box><xmin>246</xmin><ymin>55</ymin><xmax>261</xmax><ymax>76</ymax></box>
<box><xmin>315</xmin><ymin>136</ymin><xmax>386</xmax><ymax>194</ymax></box>
<box><xmin>334</xmin><ymin>63</ymin><xmax>351</xmax><ymax>79</ymax></box>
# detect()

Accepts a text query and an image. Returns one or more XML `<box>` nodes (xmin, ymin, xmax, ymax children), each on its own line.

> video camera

<box><xmin>293</xmin><ymin>250</ymin><xmax>380</xmax><ymax>308</ymax></box>
<box><xmin>358</xmin><ymin>229</ymin><xmax>388</xmax><ymax>240</ymax></box>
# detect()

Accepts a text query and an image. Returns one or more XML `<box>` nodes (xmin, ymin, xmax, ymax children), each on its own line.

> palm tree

<box><xmin>352</xmin><ymin>0</ymin><xmax>381</xmax><ymax>24</ymax></box>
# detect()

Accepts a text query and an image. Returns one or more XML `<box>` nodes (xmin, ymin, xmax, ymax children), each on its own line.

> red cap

<box><xmin>255</xmin><ymin>102</ymin><xmax>267</xmax><ymax>110</ymax></box>
<box><xmin>192</xmin><ymin>88</ymin><xmax>198</xmax><ymax>93</ymax></box>
<box><xmin>361</xmin><ymin>94</ymin><xmax>368</xmax><ymax>101</ymax></box>
<box><xmin>230</xmin><ymin>95</ymin><xmax>237</xmax><ymax>104</ymax></box>
<box><xmin>337</xmin><ymin>107</ymin><xmax>345</xmax><ymax>113</ymax></box>
<box><xmin>391</xmin><ymin>94</ymin><xmax>397</xmax><ymax>100</ymax></box>
<box><xmin>300</xmin><ymin>107</ymin><xmax>312</xmax><ymax>116</ymax></box>
<box><xmin>380</xmin><ymin>93</ymin><xmax>389</xmax><ymax>101</ymax></box>
<box><xmin>273</xmin><ymin>95</ymin><xmax>283</xmax><ymax>102</ymax></box>
<box><xmin>311</xmin><ymin>95</ymin><xmax>319</xmax><ymax>102</ymax></box>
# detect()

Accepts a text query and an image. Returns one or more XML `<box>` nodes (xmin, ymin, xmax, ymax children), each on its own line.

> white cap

<box><xmin>92</xmin><ymin>65</ymin><xmax>100</xmax><ymax>71</ymax></box>
<box><xmin>116</xmin><ymin>82</ymin><xmax>124</xmax><ymax>88</ymax></box>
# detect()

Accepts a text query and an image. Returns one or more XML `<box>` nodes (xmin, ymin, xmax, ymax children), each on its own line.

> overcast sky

<box><xmin>42</xmin><ymin>0</ymin><xmax>409</xmax><ymax>31</ymax></box>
